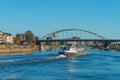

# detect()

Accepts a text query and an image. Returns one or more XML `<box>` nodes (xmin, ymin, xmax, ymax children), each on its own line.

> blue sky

<box><xmin>0</xmin><ymin>0</ymin><xmax>120</xmax><ymax>39</ymax></box>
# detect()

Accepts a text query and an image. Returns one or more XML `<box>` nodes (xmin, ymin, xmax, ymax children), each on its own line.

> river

<box><xmin>0</xmin><ymin>49</ymin><xmax>120</xmax><ymax>80</ymax></box>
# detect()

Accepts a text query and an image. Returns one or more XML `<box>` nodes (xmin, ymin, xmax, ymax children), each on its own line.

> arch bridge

<box><xmin>37</xmin><ymin>29</ymin><xmax>120</xmax><ymax>48</ymax></box>
<box><xmin>40</xmin><ymin>29</ymin><xmax>106</xmax><ymax>40</ymax></box>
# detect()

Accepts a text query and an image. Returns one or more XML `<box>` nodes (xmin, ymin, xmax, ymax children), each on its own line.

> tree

<box><xmin>13</xmin><ymin>37</ymin><xmax>20</xmax><ymax>44</ymax></box>
<box><xmin>25</xmin><ymin>30</ymin><xmax>33</xmax><ymax>35</ymax></box>
<box><xmin>25</xmin><ymin>30</ymin><xmax>35</xmax><ymax>45</ymax></box>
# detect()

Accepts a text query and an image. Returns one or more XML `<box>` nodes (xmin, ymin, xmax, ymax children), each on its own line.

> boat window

<box><xmin>63</xmin><ymin>47</ymin><xmax>70</xmax><ymax>50</ymax></box>
<box><xmin>66</xmin><ymin>44</ymin><xmax>72</xmax><ymax>46</ymax></box>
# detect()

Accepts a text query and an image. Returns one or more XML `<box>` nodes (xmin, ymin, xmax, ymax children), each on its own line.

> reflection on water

<box><xmin>68</xmin><ymin>57</ymin><xmax>77</xmax><ymax>72</ymax></box>
<box><xmin>0</xmin><ymin>49</ymin><xmax>120</xmax><ymax>80</ymax></box>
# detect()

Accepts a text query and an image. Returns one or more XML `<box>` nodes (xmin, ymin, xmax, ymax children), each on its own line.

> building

<box><xmin>46</xmin><ymin>34</ymin><xmax>58</xmax><ymax>45</ymax></box>
<box><xmin>0</xmin><ymin>31</ymin><xmax>13</xmax><ymax>44</ymax></box>
<box><xmin>0</xmin><ymin>31</ymin><xmax>3</xmax><ymax>43</ymax></box>
<box><xmin>16</xmin><ymin>34</ymin><xmax>25</xmax><ymax>41</ymax></box>
<box><xmin>65</xmin><ymin>36</ymin><xmax>81</xmax><ymax>45</ymax></box>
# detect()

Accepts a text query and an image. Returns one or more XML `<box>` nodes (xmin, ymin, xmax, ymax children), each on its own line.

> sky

<box><xmin>0</xmin><ymin>0</ymin><xmax>120</xmax><ymax>39</ymax></box>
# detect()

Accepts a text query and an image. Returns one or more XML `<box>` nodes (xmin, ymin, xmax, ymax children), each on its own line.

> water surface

<box><xmin>0</xmin><ymin>49</ymin><xmax>120</xmax><ymax>80</ymax></box>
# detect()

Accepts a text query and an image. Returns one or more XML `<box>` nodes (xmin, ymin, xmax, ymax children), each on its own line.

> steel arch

<box><xmin>40</xmin><ymin>29</ymin><xmax>106</xmax><ymax>40</ymax></box>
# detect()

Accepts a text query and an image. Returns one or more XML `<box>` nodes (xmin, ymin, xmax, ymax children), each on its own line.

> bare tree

<box><xmin>25</xmin><ymin>30</ymin><xmax>35</xmax><ymax>45</ymax></box>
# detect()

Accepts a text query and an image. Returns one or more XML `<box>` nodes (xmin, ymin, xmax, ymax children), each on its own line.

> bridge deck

<box><xmin>38</xmin><ymin>39</ymin><xmax>120</xmax><ymax>42</ymax></box>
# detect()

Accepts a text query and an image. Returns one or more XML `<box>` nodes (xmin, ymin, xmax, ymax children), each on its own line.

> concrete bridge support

<box><xmin>39</xmin><ymin>42</ymin><xmax>49</xmax><ymax>50</ymax></box>
<box><xmin>39</xmin><ymin>42</ymin><xmax>44</xmax><ymax>50</ymax></box>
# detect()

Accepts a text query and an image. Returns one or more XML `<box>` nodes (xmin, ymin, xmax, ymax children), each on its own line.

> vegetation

<box><xmin>108</xmin><ymin>44</ymin><xmax>120</xmax><ymax>50</ymax></box>
<box><xmin>13</xmin><ymin>37</ymin><xmax>20</xmax><ymax>44</ymax></box>
<box><xmin>48</xmin><ymin>44</ymin><xmax>62</xmax><ymax>49</ymax></box>
<box><xmin>25</xmin><ymin>30</ymin><xmax>36</xmax><ymax>45</ymax></box>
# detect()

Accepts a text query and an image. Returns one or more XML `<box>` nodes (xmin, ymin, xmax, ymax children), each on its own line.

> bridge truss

<box><xmin>40</xmin><ymin>29</ymin><xmax>106</xmax><ymax>40</ymax></box>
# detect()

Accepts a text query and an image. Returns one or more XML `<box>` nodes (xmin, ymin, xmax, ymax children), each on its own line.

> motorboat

<box><xmin>58</xmin><ymin>44</ymin><xmax>86</xmax><ymax>57</ymax></box>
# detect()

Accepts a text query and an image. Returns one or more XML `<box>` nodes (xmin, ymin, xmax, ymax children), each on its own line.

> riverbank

<box><xmin>106</xmin><ymin>44</ymin><xmax>120</xmax><ymax>50</ymax></box>
<box><xmin>0</xmin><ymin>45</ymin><xmax>39</xmax><ymax>55</ymax></box>
<box><xmin>0</xmin><ymin>44</ymin><xmax>60</xmax><ymax>55</ymax></box>
<box><xmin>0</xmin><ymin>48</ymin><xmax>37</xmax><ymax>55</ymax></box>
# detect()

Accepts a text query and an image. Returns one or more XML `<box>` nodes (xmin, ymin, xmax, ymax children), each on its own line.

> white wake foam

<box><xmin>55</xmin><ymin>54</ymin><xmax>66</xmax><ymax>59</ymax></box>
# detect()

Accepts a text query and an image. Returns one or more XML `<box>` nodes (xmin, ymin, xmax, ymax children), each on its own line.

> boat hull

<box><xmin>58</xmin><ymin>44</ymin><xmax>86</xmax><ymax>57</ymax></box>
<box><xmin>59</xmin><ymin>50</ymin><xmax>86</xmax><ymax>57</ymax></box>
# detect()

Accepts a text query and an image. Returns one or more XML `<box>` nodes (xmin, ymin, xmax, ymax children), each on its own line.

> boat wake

<box><xmin>0</xmin><ymin>55</ymin><xmax>67</xmax><ymax>67</ymax></box>
<box><xmin>55</xmin><ymin>54</ymin><xmax>66</xmax><ymax>59</ymax></box>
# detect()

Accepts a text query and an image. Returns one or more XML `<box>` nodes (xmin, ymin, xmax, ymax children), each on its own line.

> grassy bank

<box><xmin>48</xmin><ymin>45</ymin><xmax>62</xmax><ymax>49</ymax></box>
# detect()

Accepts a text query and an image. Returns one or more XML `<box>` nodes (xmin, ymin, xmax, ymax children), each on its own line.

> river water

<box><xmin>0</xmin><ymin>49</ymin><xmax>120</xmax><ymax>80</ymax></box>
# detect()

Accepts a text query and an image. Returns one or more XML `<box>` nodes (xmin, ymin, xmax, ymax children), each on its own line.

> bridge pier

<box><xmin>36</xmin><ymin>41</ymin><xmax>49</xmax><ymax>50</ymax></box>
<box><xmin>39</xmin><ymin>42</ymin><xmax>44</xmax><ymax>50</ymax></box>
<box><xmin>39</xmin><ymin>42</ymin><xmax>50</xmax><ymax>50</ymax></box>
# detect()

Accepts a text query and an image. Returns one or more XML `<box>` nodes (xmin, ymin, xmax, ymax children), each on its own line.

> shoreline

<box><xmin>0</xmin><ymin>47</ymin><xmax>38</xmax><ymax>55</ymax></box>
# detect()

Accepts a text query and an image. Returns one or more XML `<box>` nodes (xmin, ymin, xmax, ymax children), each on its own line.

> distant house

<box><xmin>0</xmin><ymin>31</ymin><xmax>13</xmax><ymax>44</ymax></box>
<box><xmin>111</xmin><ymin>42</ymin><xmax>120</xmax><ymax>46</ymax></box>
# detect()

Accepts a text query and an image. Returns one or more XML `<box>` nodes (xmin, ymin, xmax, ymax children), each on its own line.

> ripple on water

<box><xmin>0</xmin><ymin>49</ymin><xmax>120</xmax><ymax>80</ymax></box>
